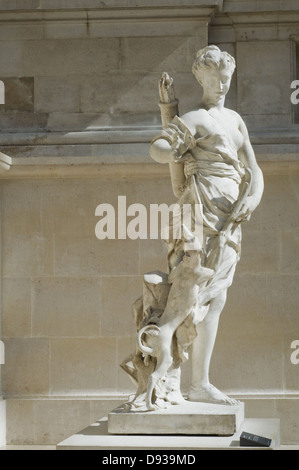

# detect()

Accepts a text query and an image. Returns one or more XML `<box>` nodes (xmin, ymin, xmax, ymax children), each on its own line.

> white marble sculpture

<box><xmin>121</xmin><ymin>46</ymin><xmax>264</xmax><ymax>411</ymax></box>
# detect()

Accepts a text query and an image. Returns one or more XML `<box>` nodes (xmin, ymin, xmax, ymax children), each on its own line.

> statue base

<box><xmin>108</xmin><ymin>400</ymin><xmax>245</xmax><ymax>436</ymax></box>
<box><xmin>57</xmin><ymin>416</ymin><xmax>280</xmax><ymax>450</ymax></box>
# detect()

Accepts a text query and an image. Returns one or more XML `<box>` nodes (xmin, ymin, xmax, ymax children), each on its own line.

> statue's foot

<box><xmin>168</xmin><ymin>390</ymin><xmax>186</xmax><ymax>406</ymax></box>
<box><xmin>146</xmin><ymin>399</ymin><xmax>157</xmax><ymax>412</ymax></box>
<box><xmin>188</xmin><ymin>384</ymin><xmax>240</xmax><ymax>406</ymax></box>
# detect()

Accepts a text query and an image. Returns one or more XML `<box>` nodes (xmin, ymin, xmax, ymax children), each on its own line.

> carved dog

<box><xmin>137</xmin><ymin>251</ymin><xmax>213</xmax><ymax>410</ymax></box>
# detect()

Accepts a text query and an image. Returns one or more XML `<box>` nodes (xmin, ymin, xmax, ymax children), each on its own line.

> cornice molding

<box><xmin>0</xmin><ymin>134</ymin><xmax>298</xmax><ymax>180</ymax></box>
<box><xmin>0</xmin><ymin>2</ymin><xmax>222</xmax><ymax>38</ymax></box>
<box><xmin>0</xmin><ymin>158</ymin><xmax>298</xmax><ymax>180</ymax></box>
<box><xmin>223</xmin><ymin>0</ymin><xmax>299</xmax><ymax>14</ymax></box>
<box><xmin>213</xmin><ymin>0</ymin><xmax>299</xmax><ymax>26</ymax></box>
<box><xmin>1</xmin><ymin>128</ymin><xmax>299</xmax><ymax>147</ymax></box>
<box><xmin>0</xmin><ymin>1</ymin><xmax>222</xmax><ymax>21</ymax></box>
<box><xmin>0</xmin><ymin>0</ymin><xmax>223</xmax><ymax>12</ymax></box>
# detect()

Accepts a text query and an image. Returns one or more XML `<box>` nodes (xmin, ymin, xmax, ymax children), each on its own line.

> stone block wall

<box><xmin>0</xmin><ymin>10</ymin><xmax>207</xmax><ymax>134</ymax></box>
<box><xmin>0</xmin><ymin>0</ymin><xmax>299</xmax><ymax>445</ymax></box>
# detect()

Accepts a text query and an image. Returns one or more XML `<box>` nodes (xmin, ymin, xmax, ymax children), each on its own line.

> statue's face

<box><xmin>200</xmin><ymin>67</ymin><xmax>232</xmax><ymax>103</ymax></box>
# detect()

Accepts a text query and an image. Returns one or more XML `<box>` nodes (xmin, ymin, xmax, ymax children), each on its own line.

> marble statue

<box><xmin>121</xmin><ymin>46</ymin><xmax>264</xmax><ymax>411</ymax></box>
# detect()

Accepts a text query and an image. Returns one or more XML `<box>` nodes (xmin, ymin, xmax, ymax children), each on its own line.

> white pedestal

<box><xmin>57</xmin><ymin>417</ymin><xmax>280</xmax><ymax>450</ymax></box>
<box><xmin>108</xmin><ymin>401</ymin><xmax>244</xmax><ymax>436</ymax></box>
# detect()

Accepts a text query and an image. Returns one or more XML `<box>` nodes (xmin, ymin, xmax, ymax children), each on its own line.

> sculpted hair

<box><xmin>192</xmin><ymin>45</ymin><xmax>236</xmax><ymax>84</ymax></box>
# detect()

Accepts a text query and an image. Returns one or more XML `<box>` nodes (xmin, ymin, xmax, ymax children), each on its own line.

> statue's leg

<box><xmin>189</xmin><ymin>289</ymin><xmax>239</xmax><ymax>405</ymax></box>
<box><xmin>190</xmin><ymin>290</ymin><xmax>227</xmax><ymax>390</ymax></box>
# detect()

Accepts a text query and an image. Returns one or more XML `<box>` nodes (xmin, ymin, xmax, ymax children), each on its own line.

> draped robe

<box><xmin>165</xmin><ymin>120</ymin><xmax>246</xmax><ymax>330</ymax></box>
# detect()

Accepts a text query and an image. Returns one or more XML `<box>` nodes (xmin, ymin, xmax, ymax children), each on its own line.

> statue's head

<box><xmin>192</xmin><ymin>46</ymin><xmax>236</xmax><ymax>101</ymax></box>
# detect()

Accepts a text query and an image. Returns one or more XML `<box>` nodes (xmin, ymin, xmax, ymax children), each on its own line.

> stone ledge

<box><xmin>0</xmin><ymin>128</ymin><xmax>298</xmax><ymax>178</ymax></box>
<box><xmin>0</xmin><ymin>154</ymin><xmax>298</xmax><ymax>180</ymax></box>
<box><xmin>57</xmin><ymin>417</ymin><xmax>280</xmax><ymax>450</ymax></box>
<box><xmin>1</xmin><ymin>128</ymin><xmax>299</xmax><ymax>146</ymax></box>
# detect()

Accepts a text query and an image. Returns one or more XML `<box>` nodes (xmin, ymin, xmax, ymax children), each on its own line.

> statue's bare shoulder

<box><xmin>225</xmin><ymin>108</ymin><xmax>248</xmax><ymax>134</ymax></box>
<box><xmin>180</xmin><ymin>109</ymin><xmax>211</xmax><ymax>136</ymax></box>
